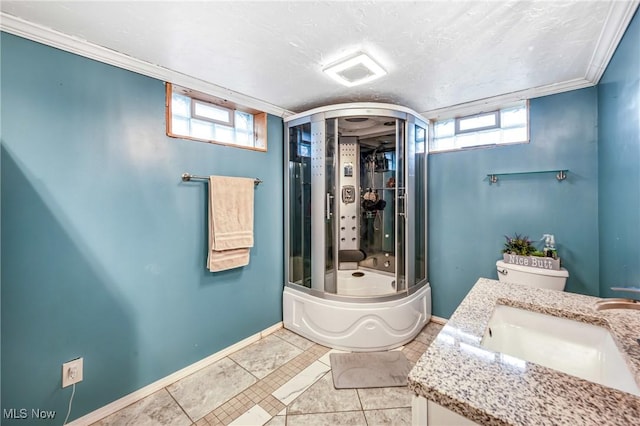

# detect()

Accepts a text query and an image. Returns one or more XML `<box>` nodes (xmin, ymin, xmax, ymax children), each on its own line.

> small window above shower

<box><xmin>430</xmin><ymin>101</ymin><xmax>529</xmax><ymax>153</ymax></box>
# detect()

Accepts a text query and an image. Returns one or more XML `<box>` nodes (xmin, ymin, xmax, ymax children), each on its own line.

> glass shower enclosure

<box><xmin>286</xmin><ymin>104</ymin><xmax>428</xmax><ymax>301</ymax></box>
<box><xmin>283</xmin><ymin>104</ymin><xmax>431</xmax><ymax>351</ymax></box>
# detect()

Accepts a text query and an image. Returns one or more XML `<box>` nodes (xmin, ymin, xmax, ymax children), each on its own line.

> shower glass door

<box><xmin>324</xmin><ymin>118</ymin><xmax>337</xmax><ymax>294</ymax></box>
<box><xmin>327</xmin><ymin>114</ymin><xmax>408</xmax><ymax>298</ymax></box>
<box><xmin>287</xmin><ymin>120</ymin><xmax>312</xmax><ymax>289</ymax></box>
<box><xmin>414</xmin><ymin>123</ymin><xmax>427</xmax><ymax>287</ymax></box>
<box><xmin>395</xmin><ymin>119</ymin><xmax>406</xmax><ymax>293</ymax></box>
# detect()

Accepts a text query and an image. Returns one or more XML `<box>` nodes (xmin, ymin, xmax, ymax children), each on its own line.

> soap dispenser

<box><xmin>542</xmin><ymin>234</ymin><xmax>557</xmax><ymax>259</ymax></box>
<box><xmin>548</xmin><ymin>235</ymin><xmax>557</xmax><ymax>260</ymax></box>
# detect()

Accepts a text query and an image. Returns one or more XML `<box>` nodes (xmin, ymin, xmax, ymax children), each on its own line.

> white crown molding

<box><xmin>585</xmin><ymin>0</ymin><xmax>639</xmax><ymax>83</ymax></box>
<box><xmin>0</xmin><ymin>12</ymin><xmax>294</xmax><ymax>118</ymax></box>
<box><xmin>2</xmin><ymin>1</ymin><xmax>636</xmax><ymax>123</ymax></box>
<box><xmin>422</xmin><ymin>77</ymin><xmax>593</xmax><ymax>120</ymax></box>
<box><xmin>423</xmin><ymin>0</ymin><xmax>639</xmax><ymax>121</ymax></box>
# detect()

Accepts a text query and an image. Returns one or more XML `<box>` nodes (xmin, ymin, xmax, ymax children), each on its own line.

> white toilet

<box><xmin>496</xmin><ymin>260</ymin><xmax>569</xmax><ymax>291</ymax></box>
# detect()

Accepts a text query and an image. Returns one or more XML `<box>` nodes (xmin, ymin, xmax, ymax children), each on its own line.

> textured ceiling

<box><xmin>1</xmin><ymin>1</ymin><xmax>637</xmax><ymax>115</ymax></box>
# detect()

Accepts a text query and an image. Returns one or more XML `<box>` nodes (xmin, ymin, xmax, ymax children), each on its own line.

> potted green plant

<box><xmin>502</xmin><ymin>233</ymin><xmax>560</xmax><ymax>270</ymax></box>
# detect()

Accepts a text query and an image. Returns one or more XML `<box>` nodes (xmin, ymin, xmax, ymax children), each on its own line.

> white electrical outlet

<box><xmin>62</xmin><ymin>357</ymin><xmax>83</xmax><ymax>388</ymax></box>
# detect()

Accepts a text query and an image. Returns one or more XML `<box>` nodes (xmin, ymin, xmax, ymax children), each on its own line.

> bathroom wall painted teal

<box><xmin>428</xmin><ymin>88</ymin><xmax>599</xmax><ymax>318</ymax></box>
<box><xmin>1</xmin><ymin>33</ymin><xmax>283</xmax><ymax>423</ymax></box>
<box><xmin>597</xmin><ymin>9</ymin><xmax>640</xmax><ymax>298</ymax></box>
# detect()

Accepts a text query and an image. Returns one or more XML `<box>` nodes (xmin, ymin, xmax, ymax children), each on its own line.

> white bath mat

<box><xmin>330</xmin><ymin>351</ymin><xmax>411</xmax><ymax>389</ymax></box>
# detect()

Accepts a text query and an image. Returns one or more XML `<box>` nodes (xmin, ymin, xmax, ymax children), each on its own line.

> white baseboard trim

<box><xmin>430</xmin><ymin>315</ymin><xmax>448</xmax><ymax>325</ymax></box>
<box><xmin>68</xmin><ymin>322</ymin><xmax>283</xmax><ymax>425</ymax></box>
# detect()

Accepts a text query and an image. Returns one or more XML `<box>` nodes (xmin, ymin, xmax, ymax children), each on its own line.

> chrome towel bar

<box><xmin>181</xmin><ymin>173</ymin><xmax>262</xmax><ymax>186</ymax></box>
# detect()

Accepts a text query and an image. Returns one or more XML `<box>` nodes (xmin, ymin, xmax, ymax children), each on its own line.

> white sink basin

<box><xmin>481</xmin><ymin>304</ymin><xmax>640</xmax><ymax>396</ymax></box>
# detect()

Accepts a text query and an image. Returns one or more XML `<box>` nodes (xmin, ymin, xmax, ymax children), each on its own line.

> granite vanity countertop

<box><xmin>408</xmin><ymin>278</ymin><xmax>640</xmax><ymax>425</ymax></box>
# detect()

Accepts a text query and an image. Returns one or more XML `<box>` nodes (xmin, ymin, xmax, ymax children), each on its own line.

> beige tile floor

<box><xmin>92</xmin><ymin>322</ymin><xmax>443</xmax><ymax>426</ymax></box>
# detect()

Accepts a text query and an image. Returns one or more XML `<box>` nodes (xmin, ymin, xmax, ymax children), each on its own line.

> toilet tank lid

<box><xmin>496</xmin><ymin>260</ymin><xmax>569</xmax><ymax>277</ymax></box>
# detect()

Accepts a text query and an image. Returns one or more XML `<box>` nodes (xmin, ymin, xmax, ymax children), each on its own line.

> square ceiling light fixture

<box><xmin>323</xmin><ymin>52</ymin><xmax>387</xmax><ymax>87</ymax></box>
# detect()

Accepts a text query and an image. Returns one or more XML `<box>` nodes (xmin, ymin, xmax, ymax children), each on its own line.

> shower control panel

<box><xmin>338</xmin><ymin>139</ymin><xmax>359</xmax><ymax>256</ymax></box>
<box><xmin>342</xmin><ymin>185</ymin><xmax>356</xmax><ymax>204</ymax></box>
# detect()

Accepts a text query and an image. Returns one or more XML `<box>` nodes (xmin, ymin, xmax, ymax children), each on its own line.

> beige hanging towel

<box><xmin>207</xmin><ymin>176</ymin><xmax>255</xmax><ymax>272</ymax></box>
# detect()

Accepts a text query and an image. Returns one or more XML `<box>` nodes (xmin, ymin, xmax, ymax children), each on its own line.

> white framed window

<box><xmin>166</xmin><ymin>83</ymin><xmax>267</xmax><ymax>151</ymax></box>
<box><xmin>191</xmin><ymin>100</ymin><xmax>234</xmax><ymax>126</ymax></box>
<box><xmin>430</xmin><ymin>102</ymin><xmax>528</xmax><ymax>153</ymax></box>
<box><xmin>455</xmin><ymin>110</ymin><xmax>500</xmax><ymax>134</ymax></box>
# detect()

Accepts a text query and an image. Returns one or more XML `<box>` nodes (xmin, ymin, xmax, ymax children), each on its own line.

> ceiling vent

<box><xmin>323</xmin><ymin>52</ymin><xmax>387</xmax><ymax>87</ymax></box>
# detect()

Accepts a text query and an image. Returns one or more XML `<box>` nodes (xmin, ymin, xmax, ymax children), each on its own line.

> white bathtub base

<box><xmin>283</xmin><ymin>284</ymin><xmax>431</xmax><ymax>352</ymax></box>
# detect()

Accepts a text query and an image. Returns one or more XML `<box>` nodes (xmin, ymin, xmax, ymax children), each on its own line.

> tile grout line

<box><xmin>269</xmin><ymin>330</ymin><xmax>312</xmax><ymax>352</ymax></box>
<box><xmin>164</xmin><ymin>387</ymin><xmax>196</xmax><ymax>424</ymax></box>
<box><xmin>196</xmin><ymin>355</ymin><xmax>262</xmax><ymax>426</ymax></box>
<box><xmin>354</xmin><ymin>386</ymin><xmax>368</xmax><ymax>425</ymax></box>
<box><xmin>227</xmin><ymin>354</ymin><xmax>264</xmax><ymax>382</ymax></box>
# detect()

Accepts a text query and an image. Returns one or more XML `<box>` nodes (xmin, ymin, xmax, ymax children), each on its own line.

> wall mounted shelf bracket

<box><xmin>487</xmin><ymin>169</ymin><xmax>568</xmax><ymax>184</ymax></box>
